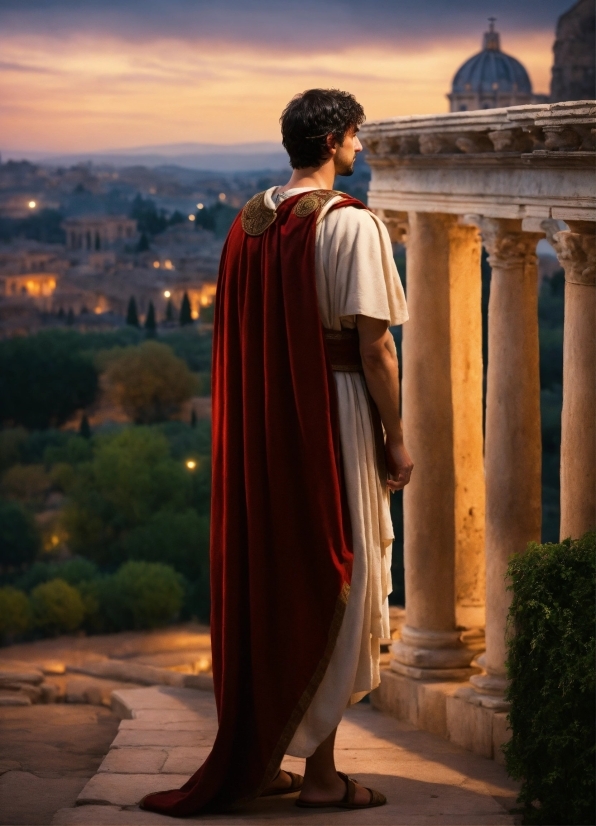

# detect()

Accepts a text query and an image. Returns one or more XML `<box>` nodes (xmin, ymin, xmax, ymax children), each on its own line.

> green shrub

<box><xmin>0</xmin><ymin>499</ymin><xmax>40</xmax><ymax>568</ymax></box>
<box><xmin>30</xmin><ymin>578</ymin><xmax>85</xmax><ymax>634</ymax></box>
<box><xmin>16</xmin><ymin>558</ymin><xmax>99</xmax><ymax>593</ymax></box>
<box><xmin>504</xmin><ymin>531</ymin><xmax>595</xmax><ymax>825</ymax></box>
<box><xmin>0</xmin><ymin>586</ymin><xmax>31</xmax><ymax>636</ymax></box>
<box><xmin>118</xmin><ymin>509</ymin><xmax>209</xmax><ymax>581</ymax></box>
<box><xmin>99</xmin><ymin>561</ymin><xmax>184</xmax><ymax>631</ymax></box>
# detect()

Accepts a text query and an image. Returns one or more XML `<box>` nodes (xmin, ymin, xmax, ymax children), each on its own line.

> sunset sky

<box><xmin>0</xmin><ymin>0</ymin><xmax>573</xmax><ymax>153</ymax></box>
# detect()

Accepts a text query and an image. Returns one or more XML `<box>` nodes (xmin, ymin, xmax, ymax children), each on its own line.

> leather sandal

<box><xmin>295</xmin><ymin>770</ymin><xmax>386</xmax><ymax>809</ymax></box>
<box><xmin>261</xmin><ymin>769</ymin><xmax>304</xmax><ymax>797</ymax></box>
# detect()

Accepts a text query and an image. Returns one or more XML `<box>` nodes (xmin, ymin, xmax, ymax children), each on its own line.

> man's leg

<box><xmin>298</xmin><ymin>727</ymin><xmax>372</xmax><ymax>805</ymax></box>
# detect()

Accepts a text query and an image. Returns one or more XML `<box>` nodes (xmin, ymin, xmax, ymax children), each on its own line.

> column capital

<box><xmin>549</xmin><ymin>227</ymin><xmax>596</xmax><ymax>287</ymax></box>
<box><xmin>475</xmin><ymin>218</ymin><xmax>540</xmax><ymax>270</ymax></box>
<box><xmin>373</xmin><ymin>208</ymin><xmax>409</xmax><ymax>244</ymax></box>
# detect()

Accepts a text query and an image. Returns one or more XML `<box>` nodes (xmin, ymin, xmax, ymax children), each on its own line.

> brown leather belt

<box><xmin>322</xmin><ymin>327</ymin><xmax>387</xmax><ymax>486</ymax></box>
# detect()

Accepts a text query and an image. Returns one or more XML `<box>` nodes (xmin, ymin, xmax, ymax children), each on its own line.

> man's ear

<box><xmin>325</xmin><ymin>133</ymin><xmax>337</xmax><ymax>154</ymax></box>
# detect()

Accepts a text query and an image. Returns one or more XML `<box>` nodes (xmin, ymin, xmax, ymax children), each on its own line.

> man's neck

<box><xmin>278</xmin><ymin>158</ymin><xmax>336</xmax><ymax>194</ymax></box>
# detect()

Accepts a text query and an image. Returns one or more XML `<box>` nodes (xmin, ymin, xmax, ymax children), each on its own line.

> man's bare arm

<box><xmin>356</xmin><ymin>315</ymin><xmax>413</xmax><ymax>491</ymax></box>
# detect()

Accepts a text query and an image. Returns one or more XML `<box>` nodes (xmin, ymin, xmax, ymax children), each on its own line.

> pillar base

<box><xmin>391</xmin><ymin>658</ymin><xmax>480</xmax><ymax>682</ymax></box>
<box><xmin>455</xmin><ymin>684</ymin><xmax>510</xmax><ymax>712</ymax></box>
<box><xmin>469</xmin><ymin>671</ymin><xmax>508</xmax><ymax>696</ymax></box>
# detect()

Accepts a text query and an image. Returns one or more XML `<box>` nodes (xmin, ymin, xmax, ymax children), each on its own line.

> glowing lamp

<box><xmin>196</xmin><ymin>203</ymin><xmax>204</xmax><ymax>209</ymax></box>
<box><xmin>218</xmin><ymin>193</ymin><xmax>226</xmax><ymax>201</ymax></box>
<box><xmin>28</xmin><ymin>200</ymin><xmax>37</xmax><ymax>209</ymax></box>
<box><xmin>186</xmin><ymin>460</ymin><xmax>197</xmax><ymax>470</ymax></box>
<box><xmin>189</xmin><ymin>214</ymin><xmax>195</xmax><ymax>221</ymax></box>
<box><xmin>163</xmin><ymin>290</ymin><xmax>171</xmax><ymax>298</ymax></box>
<box><xmin>153</xmin><ymin>261</ymin><xmax>160</xmax><ymax>268</ymax></box>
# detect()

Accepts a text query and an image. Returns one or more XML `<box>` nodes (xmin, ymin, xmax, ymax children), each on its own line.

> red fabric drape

<box><xmin>141</xmin><ymin>193</ymin><xmax>364</xmax><ymax>816</ymax></box>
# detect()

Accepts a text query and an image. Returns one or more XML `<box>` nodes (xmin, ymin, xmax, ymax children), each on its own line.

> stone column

<box><xmin>470</xmin><ymin>219</ymin><xmax>542</xmax><ymax>704</ymax></box>
<box><xmin>549</xmin><ymin>222</ymin><xmax>596</xmax><ymax>539</ymax></box>
<box><xmin>391</xmin><ymin>212</ymin><xmax>485</xmax><ymax>680</ymax></box>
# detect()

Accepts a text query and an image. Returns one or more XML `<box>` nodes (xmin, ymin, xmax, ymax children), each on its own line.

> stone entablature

<box><xmin>362</xmin><ymin>101</ymin><xmax>595</xmax><ymax>223</ymax></box>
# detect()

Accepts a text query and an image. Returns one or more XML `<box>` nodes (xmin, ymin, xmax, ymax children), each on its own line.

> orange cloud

<box><xmin>0</xmin><ymin>31</ymin><xmax>554</xmax><ymax>152</ymax></box>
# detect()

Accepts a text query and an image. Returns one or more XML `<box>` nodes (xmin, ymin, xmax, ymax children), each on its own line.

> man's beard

<box><xmin>336</xmin><ymin>154</ymin><xmax>356</xmax><ymax>177</ymax></box>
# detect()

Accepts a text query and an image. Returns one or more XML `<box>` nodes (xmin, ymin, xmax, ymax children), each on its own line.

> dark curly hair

<box><xmin>280</xmin><ymin>89</ymin><xmax>365</xmax><ymax>169</ymax></box>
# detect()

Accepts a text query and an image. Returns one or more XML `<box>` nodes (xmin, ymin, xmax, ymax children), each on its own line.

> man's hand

<box><xmin>386</xmin><ymin>437</ymin><xmax>414</xmax><ymax>492</ymax></box>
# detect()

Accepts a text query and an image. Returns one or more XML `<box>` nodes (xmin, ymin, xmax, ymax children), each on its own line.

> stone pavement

<box><xmin>52</xmin><ymin>686</ymin><xmax>520</xmax><ymax>826</ymax></box>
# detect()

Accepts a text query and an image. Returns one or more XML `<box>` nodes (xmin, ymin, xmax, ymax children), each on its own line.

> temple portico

<box><xmin>361</xmin><ymin>100</ymin><xmax>595</xmax><ymax>758</ymax></box>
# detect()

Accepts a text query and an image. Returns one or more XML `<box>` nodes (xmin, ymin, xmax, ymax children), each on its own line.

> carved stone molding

<box><xmin>550</xmin><ymin>230</ymin><xmax>596</xmax><ymax>286</ymax></box>
<box><xmin>475</xmin><ymin>218</ymin><xmax>539</xmax><ymax>270</ymax></box>
<box><xmin>373</xmin><ymin>208</ymin><xmax>409</xmax><ymax>244</ymax></box>
<box><xmin>487</xmin><ymin>128</ymin><xmax>534</xmax><ymax>153</ymax></box>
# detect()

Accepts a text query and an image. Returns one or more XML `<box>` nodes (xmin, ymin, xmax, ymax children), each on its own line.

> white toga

<box><xmin>264</xmin><ymin>187</ymin><xmax>409</xmax><ymax>758</ymax></box>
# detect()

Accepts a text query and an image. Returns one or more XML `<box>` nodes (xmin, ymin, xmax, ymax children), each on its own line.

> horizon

<box><xmin>0</xmin><ymin>0</ymin><xmax>573</xmax><ymax>153</ymax></box>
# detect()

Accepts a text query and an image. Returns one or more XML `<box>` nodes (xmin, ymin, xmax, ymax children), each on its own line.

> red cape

<box><xmin>141</xmin><ymin>190</ymin><xmax>366</xmax><ymax>816</ymax></box>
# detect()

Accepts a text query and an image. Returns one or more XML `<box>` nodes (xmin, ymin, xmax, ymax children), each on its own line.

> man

<box><xmin>141</xmin><ymin>88</ymin><xmax>412</xmax><ymax>817</ymax></box>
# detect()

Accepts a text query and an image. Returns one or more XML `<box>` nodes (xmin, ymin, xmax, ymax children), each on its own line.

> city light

<box><xmin>28</xmin><ymin>200</ymin><xmax>36</xmax><ymax>209</ymax></box>
<box><xmin>186</xmin><ymin>460</ymin><xmax>197</xmax><ymax>470</ymax></box>
<box><xmin>218</xmin><ymin>193</ymin><xmax>226</xmax><ymax>201</ymax></box>
<box><xmin>164</xmin><ymin>260</ymin><xmax>173</xmax><ymax>270</ymax></box>
<box><xmin>153</xmin><ymin>261</ymin><xmax>160</xmax><ymax>268</ymax></box>
<box><xmin>196</xmin><ymin>203</ymin><xmax>204</xmax><ymax>210</ymax></box>
<box><xmin>163</xmin><ymin>290</ymin><xmax>171</xmax><ymax>298</ymax></box>
<box><xmin>188</xmin><ymin>214</ymin><xmax>195</xmax><ymax>221</ymax></box>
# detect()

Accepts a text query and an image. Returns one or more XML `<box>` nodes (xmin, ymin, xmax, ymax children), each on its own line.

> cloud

<box><xmin>0</xmin><ymin>0</ymin><xmax>572</xmax><ymax>52</ymax></box>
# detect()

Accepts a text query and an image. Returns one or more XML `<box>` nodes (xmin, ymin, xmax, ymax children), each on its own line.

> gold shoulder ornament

<box><xmin>292</xmin><ymin>189</ymin><xmax>345</xmax><ymax>217</ymax></box>
<box><xmin>241</xmin><ymin>192</ymin><xmax>277</xmax><ymax>236</ymax></box>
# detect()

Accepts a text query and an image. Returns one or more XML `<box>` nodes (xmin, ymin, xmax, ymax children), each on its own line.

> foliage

<box><xmin>126</xmin><ymin>296</ymin><xmax>140</xmax><ymax>327</ymax></box>
<box><xmin>30</xmin><ymin>578</ymin><xmax>85</xmax><ymax>634</ymax></box>
<box><xmin>179</xmin><ymin>292</ymin><xmax>193</xmax><ymax>326</ymax></box>
<box><xmin>0</xmin><ymin>332</ymin><xmax>99</xmax><ymax>429</ymax></box>
<box><xmin>0</xmin><ymin>427</ymin><xmax>28</xmax><ymax>473</ymax></box>
<box><xmin>62</xmin><ymin>427</ymin><xmax>194</xmax><ymax>563</ymax></box>
<box><xmin>0</xmin><ymin>586</ymin><xmax>31</xmax><ymax>636</ymax></box>
<box><xmin>15</xmin><ymin>558</ymin><xmax>99</xmax><ymax>593</ymax></box>
<box><xmin>194</xmin><ymin>201</ymin><xmax>238</xmax><ymax>237</ymax></box>
<box><xmin>144</xmin><ymin>301</ymin><xmax>157</xmax><ymax>336</ymax></box>
<box><xmin>0</xmin><ymin>499</ymin><xmax>40</xmax><ymax>568</ymax></box>
<box><xmin>0</xmin><ymin>208</ymin><xmax>66</xmax><ymax>244</ymax></box>
<box><xmin>118</xmin><ymin>509</ymin><xmax>209</xmax><ymax>582</ymax></box>
<box><xmin>0</xmin><ymin>463</ymin><xmax>52</xmax><ymax>506</ymax></box>
<box><xmin>95</xmin><ymin>561</ymin><xmax>184</xmax><ymax>631</ymax></box>
<box><xmin>129</xmin><ymin>194</ymin><xmax>168</xmax><ymax>236</ymax></box>
<box><xmin>504</xmin><ymin>532</ymin><xmax>595</xmax><ymax>825</ymax></box>
<box><xmin>164</xmin><ymin>329</ymin><xmax>213</xmax><ymax>372</ymax></box>
<box><xmin>103</xmin><ymin>340</ymin><xmax>197</xmax><ymax>423</ymax></box>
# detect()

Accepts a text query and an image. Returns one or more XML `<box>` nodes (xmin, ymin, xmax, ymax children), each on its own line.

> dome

<box><xmin>451</xmin><ymin>20</ymin><xmax>532</xmax><ymax>96</ymax></box>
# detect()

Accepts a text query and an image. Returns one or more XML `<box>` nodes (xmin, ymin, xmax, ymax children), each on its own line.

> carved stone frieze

<box><xmin>418</xmin><ymin>134</ymin><xmax>458</xmax><ymax>155</ymax></box>
<box><xmin>487</xmin><ymin>128</ymin><xmax>534</xmax><ymax>153</ymax></box>
<box><xmin>454</xmin><ymin>132</ymin><xmax>494</xmax><ymax>154</ymax></box>
<box><xmin>543</xmin><ymin>126</ymin><xmax>583</xmax><ymax>152</ymax></box>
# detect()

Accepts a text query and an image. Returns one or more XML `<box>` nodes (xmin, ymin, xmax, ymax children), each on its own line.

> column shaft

<box><xmin>551</xmin><ymin>223</ymin><xmax>596</xmax><ymax>539</ymax></box>
<box><xmin>393</xmin><ymin>212</ymin><xmax>484</xmax><ymax>680</ymax></box>
<box><xmin>472</xmin><ymin>220</ymin><xmax>542</xmax><ymax>698</ymax></box>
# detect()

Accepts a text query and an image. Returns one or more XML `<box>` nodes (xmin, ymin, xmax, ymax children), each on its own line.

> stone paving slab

<box><xmin>98</xmin><ymin>748</ymin><xmax>168</xmax><ymax>775</ymax></box>
<box><xmin>56</xmin><ymin>686</ymin><xmax>519</xmax><ymax>825</ymax></box>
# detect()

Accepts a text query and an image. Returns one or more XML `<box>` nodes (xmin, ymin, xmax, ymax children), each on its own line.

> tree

<box><xmin>66</xmin><ymin>308</ymin><xmax>75</xmax><ymax>326</ymax></box>
<box><xmin>144</xmin><ymin>301</ymin><xmax>157</xmax><ymax>337</ymax></box>
<box><xmin>0</xmin><ymin>499</ymin><xmax>40</xmax><ymax>569</ymax></box>
<box><xmin>137</xmin><ymin>231</ymin><xmax>150</xmax><ymax>252</ymax></box>
<box><xmin>190</xmin><ymin>408</ymin><xmax>197</xmax><ymax>428</ymax></box>
<box><xmin>0</xmin><ymin>331</ymin><xmax>98</xmax><ymax>429</ymax></box>
<box><xmin>165</xmin><ymin>298</ymin><xmax>175</xmax><ymax>322</ymax></box>
<box><xmin>79</xmin><ymin>414</ymin><xmax>91</xmax><ymax>439</ymax></box>
<box><xmin>103</xmin><ymin>340</ymin><xmax>197</xmax><ymax>424</ymax></box>
<box><xmin>126</xmin><ymin>296</ymin><xmax>139</xmax><ymax>327</ymax></box>
<box><xmin>179</xmin><ymin>292</ymin><xmax>193</xmax><ymax>326</ymax></box>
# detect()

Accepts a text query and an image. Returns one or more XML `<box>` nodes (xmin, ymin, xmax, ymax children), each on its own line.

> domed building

<box><xmin>448</xmin><ymin>19</ymin><xmax>543</xmax><ymax>112</ymax></box>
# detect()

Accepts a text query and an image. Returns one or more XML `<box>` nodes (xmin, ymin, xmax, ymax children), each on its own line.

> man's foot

<box><xmin>261</xmin><ymin>769</ymin><xmax>303</xmax><ymax>796</ymax></box>
<box><xmin>298</xmin><ymin>771</ymin><xmax>374</xmax><ymax>806</ymax></box>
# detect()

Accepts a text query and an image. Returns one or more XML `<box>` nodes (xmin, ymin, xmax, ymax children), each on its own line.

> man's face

<box><xmin>332</xmin><ymin>126</ymin><xmax>362</xmax><ymax>177</ymax></box>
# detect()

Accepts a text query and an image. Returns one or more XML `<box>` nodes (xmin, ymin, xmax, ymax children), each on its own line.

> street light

<box><xmin>164</xmin><ymin>290</ymin><xmax>171</xmax><ymax>298</ymax></box>
<box><xmin>28</xmin><ymin>200</ymin><xmax>36</xmax><ymax>209</ymax></box>
<box><xmin>188</xmin><ymin>214</ymin><xmax>195</xmax><ymax>221</ymax></box>
<box><xmin>186</xmin><ymin>460</ymin><xmax>197</xmax><ymax>470</ymax></box>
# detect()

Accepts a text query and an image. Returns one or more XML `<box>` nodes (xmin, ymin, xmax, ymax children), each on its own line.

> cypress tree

<box><xmin>165</xmin><ymin>298</ymin><xmax>175</xmax><ymax>322</ymax></box>
<box><xmin>66</xmin><ymin>308</ymin><xmax>75</xmax><ymax>326</ymax></box>
<box><xmin>144</xmin><ymin>301</ymin><xmax>157</xmax><ymax>337</ymax></box>
<box><xmin>126</xmin><ymin>297</ymin><xmax>140</xmax><ymax>327</ymax></box>
<box><xmin>57</xmin><ymin>307</ymin><xmax>65</xmax><ymax>319</ymax></box>
<box><xmin>179</xmin><ymin>292</ymin><xmax>193</xmax><ymax>326</ymax></box>
<box><xmin>190</xmin><ymin>408</ymin><xmax>197</xmax><ymax>428</ymax></box>
<box><xmin>79</xmin><ymin>414</ymin><xmax>91</xmax><ymax>439</ymax></box>
<box><xmin>137</xmin><ymin>231</ymin><xmax>150</xmax><ymax>252</ymax></box>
